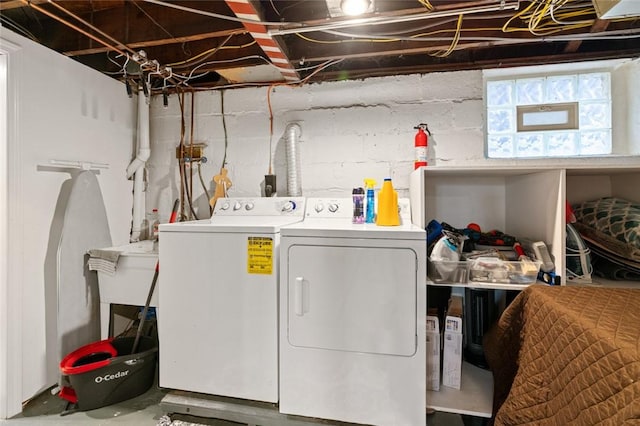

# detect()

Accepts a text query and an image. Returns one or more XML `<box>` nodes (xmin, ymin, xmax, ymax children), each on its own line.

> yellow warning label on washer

<box><xmin>247</xmin><ymin>237</ymin><xmax>273</xmax><ymax>274</ymax></box>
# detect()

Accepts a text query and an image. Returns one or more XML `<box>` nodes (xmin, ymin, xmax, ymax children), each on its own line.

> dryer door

<box><xmin>286</xmin><ymin>244</ymin><xmax>417</xmax><ymax>356</ymax></box>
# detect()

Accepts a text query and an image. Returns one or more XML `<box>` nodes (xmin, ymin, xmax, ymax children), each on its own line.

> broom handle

<box><xmin>131</xmin><ymin>199</ymin><xmax>179</xmax><ymax>355</ymax></box>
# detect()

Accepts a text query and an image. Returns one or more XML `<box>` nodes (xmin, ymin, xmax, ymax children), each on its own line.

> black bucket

<box><xmin>59</xmin><ymin>336</ymin><xmax>157</xmax><ymax>411</ymax></box>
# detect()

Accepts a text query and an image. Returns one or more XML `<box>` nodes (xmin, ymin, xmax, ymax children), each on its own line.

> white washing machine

<box><xmin>279</xmin><ymin>198</ymin><xmax>426</xmax><ymax>426</ymax></box>
<box><xmin>158</xmin><ymin>197</ymin><xmax>305</xmax><ymax>403</ymax></box>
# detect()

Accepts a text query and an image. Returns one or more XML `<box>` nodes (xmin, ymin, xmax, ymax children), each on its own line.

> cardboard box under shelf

<box><xmin>442</xmin><ymin>295</ymin><xmax>463</xmax><ymax>390</ymax></box>
<box><xmin>425</xmin><ymin>314</ymin><xmax>441</xmax><ymax>391</ymax></box>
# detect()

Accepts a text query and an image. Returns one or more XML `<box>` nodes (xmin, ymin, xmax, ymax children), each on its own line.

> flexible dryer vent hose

<box><xmin>284</xmin><ymin>123</ymin><xmax>302</xmax><ymax>197</ymax></box>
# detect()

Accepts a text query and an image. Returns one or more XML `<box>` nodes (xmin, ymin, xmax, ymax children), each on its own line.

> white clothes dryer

<box><xmin>279</xmin><ymin>198</ymin><xmax>426</xmax><ymax>426</ymax></box>
<box><xmin>158</xmin><ymin>197</ymin><xmax>305</xmax><ymax>403</ymax></box>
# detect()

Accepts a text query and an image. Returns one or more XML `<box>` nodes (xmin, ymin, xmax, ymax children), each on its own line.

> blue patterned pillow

<box><xmin>572</xmin><ymin>197</ymin><xmax>640</xmax><ymax>249</ymax></box>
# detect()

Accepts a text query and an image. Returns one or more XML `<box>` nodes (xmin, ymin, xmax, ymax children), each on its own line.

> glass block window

<box><xmin>486</xmin><ymin>72</ymin><xmax>611</xmax><ymax>158</ymax></box>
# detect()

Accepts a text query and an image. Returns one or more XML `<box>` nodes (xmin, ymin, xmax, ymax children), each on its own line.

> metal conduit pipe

<box><xmin>284</xmin><ymin>123</ymin><xmax>302</xmax><ymax>197</ymax></box>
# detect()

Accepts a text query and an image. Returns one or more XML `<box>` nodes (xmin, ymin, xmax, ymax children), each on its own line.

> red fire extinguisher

<box><xmin>414</xmin><ymin>123</ymin><xmax>430</xmax><ymax>169</ymax></box>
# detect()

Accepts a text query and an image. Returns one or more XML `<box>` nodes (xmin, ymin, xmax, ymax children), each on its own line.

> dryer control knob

<box><xmin>245</xmin><ymin>202</ymin><xmax>254</xmax><ymax>211</ymax></box>
<box><xmin>328</xmin><ymin>203</ymin><xmax>339</xmax><ymax>213</ymax></box>
<box><xmin>233</xmin><ymin>201</ymin><xmax>242</xmax><ymax>211</ymax></box>
<box><xmin>314</xmin><ymin>203</ymin><xmax>324</xmax><ymax>213</ymax></box>
<box><xmin>282</xmin><ymin>201</ymin><xmax>296</xmax><ymax>212</ymax></box>
<box><xmin>220</xmin><ymin>202</ymin><xmax>230</xmax><ymax>211</ymax></box>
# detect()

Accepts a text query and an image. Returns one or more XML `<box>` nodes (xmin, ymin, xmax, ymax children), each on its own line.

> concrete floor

<box><xmin>0</xmin><ymin>382</ymin><xmax>168</xmax><ymax>426</ymax></box>
<box><xmin>0</xmin><ymin>376</ymin><xmax>465</xmax><ymax>426</ymax></box>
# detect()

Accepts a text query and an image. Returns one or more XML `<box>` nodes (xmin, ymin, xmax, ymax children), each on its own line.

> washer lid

<box><xmin>159</xmin><ymin>216</ymin><xmax>305</xmax><ymax>233</ymax></box>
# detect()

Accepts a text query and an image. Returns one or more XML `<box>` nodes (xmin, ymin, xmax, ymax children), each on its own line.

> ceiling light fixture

<box><xmin>340</xmin><ymin>0</ymin><xmax>371</xmax><ymax>16</ymax></box>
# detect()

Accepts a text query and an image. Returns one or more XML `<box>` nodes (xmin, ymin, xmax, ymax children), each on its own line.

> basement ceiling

<box><xmin>1</xmin><ymin>0</ymin><xmax>639</xmax><ymax>92</ymax></box>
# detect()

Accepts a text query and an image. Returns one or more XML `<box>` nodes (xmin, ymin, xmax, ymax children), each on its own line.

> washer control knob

<box><xmin>233</xmin><ymin>201</ymin><xmax>242</xmax><ymax>211</ymax></box>
<box><xmin>220</xmin><ymin>202</ymin><xmax>230</xmax><ymax>211</ymax></box>
<box><xmin>328</xmin><ymin>203</ymin><xmax>339</xmax><ymax>213</ymax></box>
<box><xmin>314</xmin><ymin>203</ymin><xmax>324</xmax><ymax>213</ymax></box>
<box><xmin>245</xmin><ymin>202</ymin><xmax>254</xmax><ymax>211</ymax></box>
<box><xmin>282</xmin><ymin>201</ymin><xmax>296</xmax><ymax>212</ymax></box>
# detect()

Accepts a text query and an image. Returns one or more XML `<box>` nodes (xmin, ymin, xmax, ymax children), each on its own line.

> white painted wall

<box><xmin>620</xmin><ymin>59</ymin><xmax>640</xmax><ymax>155</ymax></box>
<box><xmin>1</xmin><ymin>28</ymin><xmax>136</xmax><ymax>418</ymax></box>
<box><xmin>147</xmin><ymin>61</ymin><xmax>639</xmax><ymax>222</ymax></box>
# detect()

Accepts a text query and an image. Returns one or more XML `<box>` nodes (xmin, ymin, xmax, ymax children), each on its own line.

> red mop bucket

<box><xmin>59</xmin><ymin>336</ymin><xmax>157</xmax><ymax>411</ymax></box>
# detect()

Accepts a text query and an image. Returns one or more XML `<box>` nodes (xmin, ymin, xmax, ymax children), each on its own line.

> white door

<box><xmin>286</xmin><ymin>244</ymin><xmax>417</xmax><ymax>356</ymax></box>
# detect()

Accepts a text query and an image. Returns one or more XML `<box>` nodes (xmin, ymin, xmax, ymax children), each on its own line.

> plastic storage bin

<box><xmin>429</xmin><ymin>258</ymin><xmax>542</xmax><ymax>285</ymax></box>
<box><xmin>59</xmin><ymin>336</ymin><xmax>157</xmax><ymax>412</ymax></box>
<box><xmin>428</xmin><ymin>260</ymin><xmax>469</xmax><ymax>283</ymax></box>
<box><xmin>468</xmin><ymin>257</ymin><xmax>542</xmax><ymax>284</ymax></box>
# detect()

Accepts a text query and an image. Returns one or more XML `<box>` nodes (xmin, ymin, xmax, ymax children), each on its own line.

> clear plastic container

<box><xmin>468</xmin><ymin>257</ymin><xmax>542</xmax><ymax>284</ymax></box>
<box><xmin>147</xmin><ymin>209</ymin><xmax>159</xmax><ymax>240</ymax></box>
<box><xmin>428</xmin><ymin>258</ymin><xmax>542</xmax><ymax>285</ymax></box>
<box><xmin>428</xmin><ymin>260</ymin><xmax>469</xmax><ymax>283</ymax></box>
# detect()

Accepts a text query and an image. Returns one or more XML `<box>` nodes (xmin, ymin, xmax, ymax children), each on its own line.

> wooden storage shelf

<box><xmin>412</xmin><ymin>163</ymin><xmax>640</xmax><ymax>419</ymax></box>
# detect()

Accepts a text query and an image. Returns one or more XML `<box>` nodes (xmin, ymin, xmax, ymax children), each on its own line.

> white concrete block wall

<box><xmin>147</xmin><ymin>70</ymin><xmax>491</xmax><ymax>220</ymax></box>
<box><xmin>147</xmin><ymin>61</ymin><xmax>639</xmax><ymax>222</ymax></box>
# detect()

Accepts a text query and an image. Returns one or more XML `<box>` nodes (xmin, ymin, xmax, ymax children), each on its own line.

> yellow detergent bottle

<box><xmin>376</xmin><ymin>178</ymin><xmax>400</xmax><ymax>226</ymax></box>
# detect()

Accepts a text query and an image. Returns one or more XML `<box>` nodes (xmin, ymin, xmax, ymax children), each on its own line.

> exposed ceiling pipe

<box><xmin>20</xmin><ymin>0</ymin><xmax>181</xmax><ymax>88</ymax></box>
<box><xmin>46</xmin><ymin>0</ymin><xmax>136</xmax><ymax>56</ymax></box>
<box><xmin>18</xmin><ymin>0</ymin><xmax>128</xmax><ymax>56</ymax></box>
<box><xmin>269</xmin><ymin>1</ymin><xmax>521</xmax><ymax>36</ymax></box>
<box><xmin>128</xmin><ymin>92</ymin><xmax>151</xmax><ymax>242</ymax></box>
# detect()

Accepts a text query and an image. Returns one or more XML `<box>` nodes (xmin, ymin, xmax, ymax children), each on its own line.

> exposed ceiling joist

<box><xmin>64</xmin><ymin>29</ymin><xmax>248</xmax><ymax>57</ymax></box>
<box><xmin>224</xmin><ymin>0</ymin><xmax>299</xmax><ymax>82</ymax></box>
<box><xmin>564</xmin><ymin>18</ymin><xmax>611</xmax><ymax>53</ymax></box>
<box><xmin>1</xmin><ymin>0</ymin><xmax>638</xmax><ymax>90</ymax></box>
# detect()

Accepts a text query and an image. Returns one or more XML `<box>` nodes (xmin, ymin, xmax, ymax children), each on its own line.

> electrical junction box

<box><xmin>176</xmin><ymin>143</ymin><xmax>206</xmax><ymax>161</ymax></box>
<box><xmin>592</xmin><ymin>0</ymin><xmax>640</xmax><ymax>18</ymax></box>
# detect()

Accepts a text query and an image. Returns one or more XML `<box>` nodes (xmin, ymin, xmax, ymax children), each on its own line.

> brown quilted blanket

<box><xmin>484</xmin><ymin>285</ymin><xmax>640</xmax><ymax>425</ymax></box>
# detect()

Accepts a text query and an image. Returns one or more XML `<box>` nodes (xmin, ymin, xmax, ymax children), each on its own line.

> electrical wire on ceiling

<box><xmin>17</xmin><ymin>0</ymin><xmax>183</xmax><ymax>97</ymax></box>
<box><xmin>142</xmin><ymin>0</ymin><xmax>294</xmax><ymax>26</ymax></box>
<box><xmin>292</xmin><ymin>0</ymin><xmax>639</xmax><ymax>56</ymax></box>
<box><xmin>500</xmin><ymin>0</ymin><xmax>612</xmax><ymax>36</ymax></box>
<box><xmin>166</xmin><ymin>36</ymin><xmax>255</xmax><ymax>69</ymax></box>
<box><xmin>301</xmin><ymin>26</ymin><xmax>640</xmax><ymax>46</ymax></box>
<box><xmin>268</xmin><ymin>0</ymin><xmax>282</xmax><ymax>16</ymax></box>
<box><xmin>220</xmin><ymin>90</ymin><xmax>229</xmax><ymax>169</ymax></box>
<box><xmin>132</xmin><ymin>0</ymin><xmax>191</xmax><ymax>57</ymax></box>
<box><xmin>16</xmin><ymin>0</ymin><xmax>639</xmax><ymax>93</ymax></box>
<box><xmin>177</xmin><ymin>55</ymin><xmax>274</xmax><ymax>84</ymax></box>
<box><xmin>417</xmin><ymin>0</ymin><xmax>435</xmax><ymax>11</ymax></box>
<box><xmin>176</xmin><ymin>89</ymin><xmax>187</xmax><ymax>220</ymax></box>
<box><xmin>429</xmin><ymin>14</ymin><xmax>463</xmax><ymax>57</ymax></box>
<box><xmin>167</xmin><ymin>33</ymin><xmax>234</xmax><ymax>69</ymax></box>
<box><xmin>269</xmin><ymin>1</ymin><xmax>521</xmax><ymax>36</ymax></box>
<box><xmin>0</xmin><ymin>14</ymin><xmax>38</xmax><ymax>41</ymax></box>
<box><xmin>188</xmin><ymin>89</ymin><xmax>197</xmax><ymax>219</ymax></box>
<box><xmin>289</xmin><ymin>0</ymin><xmax>638</xmax><ymax>60</ymax></box>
